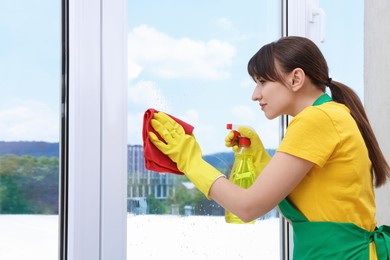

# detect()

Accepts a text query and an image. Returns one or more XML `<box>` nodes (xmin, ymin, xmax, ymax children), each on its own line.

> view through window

<box><xmin>0</xmin><ymin>1</ymin><xmax>60</xmax><ymax>259</ymax></box>
<box><xmin>127</xmin><ymin>0</ymin><xmax>281</xmax><ymax>259</ymax></box>
<box><xmin>318</xmin><ymin>0</ymin><xmax>364</xmax><ymax>101</ymax></box>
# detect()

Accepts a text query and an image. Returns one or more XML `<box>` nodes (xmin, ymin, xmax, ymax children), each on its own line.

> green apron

<box><xmin>278</xmin><ymin>198</ymin><xmax>390</xmax><ymax>259</ymax></box>
<box><xmin>277</xmin><ymin>93</ymin><xmax>390</xmax><ymax>259</ymax></box>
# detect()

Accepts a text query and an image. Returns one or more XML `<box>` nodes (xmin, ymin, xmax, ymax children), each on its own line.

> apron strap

<box><xmin>312</xmin><ymin>93</ymin><xmax>332</xmax><ymax>106</ymax></box>
<box><xmin>278</xmin><ymin>198</ymin><xmax>307</xmax><ymax>222</ymax></box>
<box><xmin>371</xmin><ymin>225</ymin><xmax>390</xmax><ymax>260</ymax></box>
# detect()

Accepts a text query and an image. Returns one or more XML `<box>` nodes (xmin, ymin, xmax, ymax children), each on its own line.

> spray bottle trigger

<box><xmin>230</xmin><ymin>130</ymin><xmax>241</xmax><ymax>146</ymax></box>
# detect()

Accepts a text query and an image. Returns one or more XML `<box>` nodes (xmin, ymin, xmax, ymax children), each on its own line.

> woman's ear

<box><xmin>290</xmin><ymin>68</ymin><xmax>305</xmax><ymax>92</ymax></box>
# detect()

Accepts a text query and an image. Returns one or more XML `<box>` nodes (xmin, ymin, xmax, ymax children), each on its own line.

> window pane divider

<box><xmin>67</xmin><ymin>0</ymin><xmax>127</xmax><ymax>259</ymax></box>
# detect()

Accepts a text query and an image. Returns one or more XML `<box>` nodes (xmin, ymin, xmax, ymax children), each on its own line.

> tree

<box><xmin>0</xmin><ymin>155</ymin><xmax>59</xmax><ymax>214</ymax></box>
<box><xmin>146</xmin><ymin>193</ymin><xmax>166</xmax><ymax>214</ymax></box>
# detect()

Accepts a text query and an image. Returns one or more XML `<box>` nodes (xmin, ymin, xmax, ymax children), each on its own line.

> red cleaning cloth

<box><xmin>142</xmin><ymin>108</ymin><xmax>194</xmax><ymax>175</ymax></box>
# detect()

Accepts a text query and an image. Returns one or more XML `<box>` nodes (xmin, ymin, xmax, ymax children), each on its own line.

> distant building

<box><xmin>127</xmin><ymin>145</ymin><xmax>177</xmax><ymax>201</ymax></box>
<box><xmin>127</xmin><ymin>197</ymin><xmax>147</xmax><ymax>215</ymax></box>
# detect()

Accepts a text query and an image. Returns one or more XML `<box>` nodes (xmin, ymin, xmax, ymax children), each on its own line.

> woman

<box><xmin>149</xmin><ymin>36</ymin><xmax>390</xmax><ymax>259</ymax></box>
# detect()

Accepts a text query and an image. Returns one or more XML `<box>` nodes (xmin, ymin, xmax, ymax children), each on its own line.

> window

<box><xmin>127</xmin><ymin>0</ymin><xmax>281</xmax><ymax>259</ymax></box>
<box><xmin>61</xmin><ymin>0</ymin><xmax>365</xmax><ymax>259</ymax></box>
<box><xmin>0</xmin><ymin>1</ymin><xmax>61</xmax><ymax>259</ymax></box>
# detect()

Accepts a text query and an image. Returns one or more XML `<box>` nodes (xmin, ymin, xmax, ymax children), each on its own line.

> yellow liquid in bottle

<box><xmin>225</xmin><ymin>153</ymin><xmax>256</xmax><ymax>224</ymax></box>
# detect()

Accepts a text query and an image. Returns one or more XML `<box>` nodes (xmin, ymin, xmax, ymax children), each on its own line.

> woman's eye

<box><xmin>254</xmin><ymin>77</ymin><xmax>266</xmax><ymax>85</ymax></box>
<box><xmin>255</xmin><ymin>77</ymin><xmax>263</xmax><ymax>83</ymax></box>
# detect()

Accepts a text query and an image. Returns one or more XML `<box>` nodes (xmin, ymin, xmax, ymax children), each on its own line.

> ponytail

<box><xmin>329</xmin><ymin>80</ymin><xmax>390</xmax><ymax>187</ymax></box>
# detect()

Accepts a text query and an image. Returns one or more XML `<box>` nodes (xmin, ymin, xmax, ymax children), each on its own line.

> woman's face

<box><xmin>251</xmin><ymin>76</ymin><xmax>294</xmax><ymax>119</ymax></box>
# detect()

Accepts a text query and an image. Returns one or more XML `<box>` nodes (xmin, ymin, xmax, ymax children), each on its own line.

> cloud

<box><xmin>0</xmin><ymin>100</ymin><xmax>59</xmax><ymax>141</ymax></box>
<box><xmin>215</xmin><ymin>17</ymin><xmax>257</xmax><ymax>43</ymax></box>
<box><xmin>128</xmin><ymin>61</ymin><xmax>143</xmax><ymax>81</ymax></box>
<box><xmin>216</xmin><ymin>17</ymin><xmax>233</xmax><ymax>30</ymax></box>
<box><xmin>128</xmin><ymin>25</ymin><xmax>236</xmax><ymax>80</ymax></box>
<box><xmin>127</xmin><ymin>80</ymin><xmax>171</xmax><ymax>145</ymax></box>
<box><xmin>128</xmin><ymin>80</ymin><xmax>170</xmax><ymax>112</ymax></box>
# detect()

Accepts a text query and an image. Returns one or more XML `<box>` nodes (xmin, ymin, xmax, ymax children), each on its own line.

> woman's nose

<box><xmin>252</xmin><ymin>86</ymin><xmax>261</xmax><ymax>101</ymax></box>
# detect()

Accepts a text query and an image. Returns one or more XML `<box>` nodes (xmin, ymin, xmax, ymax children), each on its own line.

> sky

<box><xmin>0</xmin><ymin>1</ymin><xmax>60</xmax><ymax>142</ymax></box>
<box><xmin>0</xmin><ymin>0</ymin><xmax>364</xmax><ymax>155</ymax></box>
<box><xmin>127</xmin><ymin>0</ymin><xmax>364</xmax><ymax>154</ymax></box>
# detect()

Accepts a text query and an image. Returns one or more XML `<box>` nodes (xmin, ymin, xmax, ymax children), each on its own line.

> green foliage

<box><xmin>146</xmin><ymin>193</ymin><xmax>166</xmax><ymax>214</ymax></box>
<box><xmin>166</xmin><ymin>185</ymin><xmax>196</xmax><ymax>215</ymax></box>
<box><xmin>0</xmin><ymin>155</ymin><xmax>59</xmax><ymax>214</ymax></box>
<box><xmin>164</xmin><ymin>174</ymin><xmax>224</xmax><ymax>216</ymax></box>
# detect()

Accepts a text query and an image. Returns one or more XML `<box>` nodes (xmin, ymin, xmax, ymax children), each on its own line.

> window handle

<box><xmin>309</xmin><ymin>6</ymin><xmax>326</xmax><ymax>42</ymax></box>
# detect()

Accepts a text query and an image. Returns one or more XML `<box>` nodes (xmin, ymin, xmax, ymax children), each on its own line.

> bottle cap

<box><xmin>238</xmin><ymin>137</ymin><xmax>251</xmax><ymax>147</ymax></box>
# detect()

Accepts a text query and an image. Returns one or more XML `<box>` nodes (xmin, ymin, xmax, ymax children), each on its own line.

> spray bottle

<box><xmin>225</xmin><ymin>124</ymin><xmax>256</xmax><ymax>224</ymax></box>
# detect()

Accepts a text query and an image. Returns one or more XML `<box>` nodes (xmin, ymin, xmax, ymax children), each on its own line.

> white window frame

<box><xmin>282</xmin><ymin>0</ymin><xmax>326</xmax><ymax>259</ymax></box>
<box><xmin>64</xmin><ymin>0</ymin><xmax>320</xmax><ymax>259</ymax></box>
<box><xmin>67</xmin><ymin>0</ymin><xmax>127</xmax><ymax>259</ymax></box>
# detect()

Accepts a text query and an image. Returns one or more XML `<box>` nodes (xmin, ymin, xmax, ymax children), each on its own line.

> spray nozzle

<box><xmin>226</xmin><ymin>124</ymin><xmax>251</xmax><ymax>147</ymax></box>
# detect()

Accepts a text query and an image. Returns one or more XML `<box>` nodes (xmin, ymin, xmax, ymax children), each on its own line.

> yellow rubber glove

<box><xmin>225</xmin><ymin>126</ymin><xmax>271</xmax><ymax>177</ymax></box>
<box><xmin>149</xmin><ymin>112</ymin><xmax>225</xmax><ymax>199</ymax></box>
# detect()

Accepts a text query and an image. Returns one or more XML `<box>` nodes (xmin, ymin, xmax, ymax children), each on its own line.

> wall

<box><xmin>364</xmin><ymin>0</ymin><xmax>390</xmax><ymax>225</ymax></box>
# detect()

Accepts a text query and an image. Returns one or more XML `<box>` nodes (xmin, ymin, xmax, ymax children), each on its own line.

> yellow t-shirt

<box><xmin>277</xmin><ymin>102</ymin><xmax>377</xmax><ymax>231</ymax></box>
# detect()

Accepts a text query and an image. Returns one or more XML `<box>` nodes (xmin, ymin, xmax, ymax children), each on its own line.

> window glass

<box><xmin>318</xmin><ymin>0</ymin><xmax>364</xmax><ymax>100</ymax></box>
<box><xmin>127</xmin><ymin>0</ymin><xmax>281</xmax><ymax>259</ymax></box>
<box><xmin>0</xmin><ymin>1</ymin><xmax>60</xmax><ymax>259</ymax></box>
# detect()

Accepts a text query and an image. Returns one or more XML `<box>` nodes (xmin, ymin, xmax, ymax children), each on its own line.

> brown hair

<box><xmin>248</xmin><ymin>36</ymin><xmax>390</xmax><ymax>187</ymax></box>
